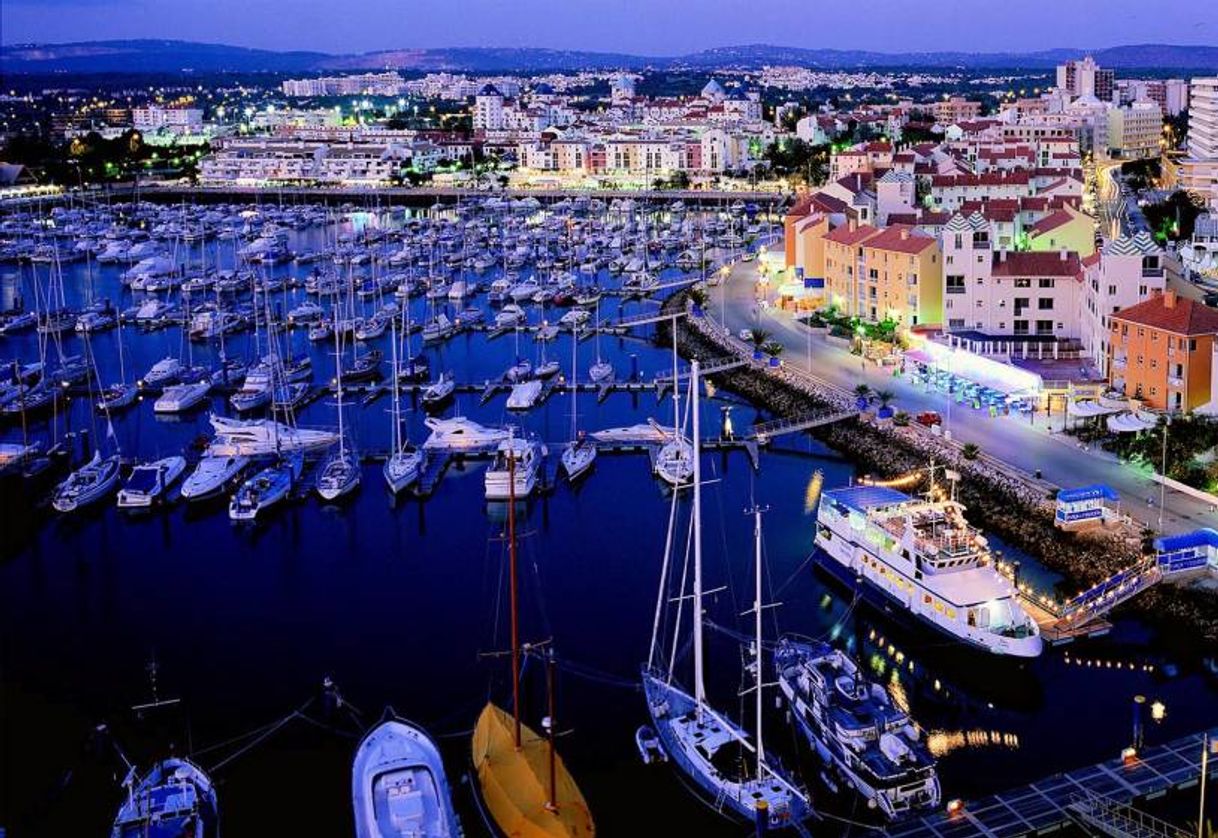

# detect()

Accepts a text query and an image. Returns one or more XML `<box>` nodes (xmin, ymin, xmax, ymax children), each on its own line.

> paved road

<box><xmin>706</xmin><ymin>247</ymin><xmax>1218</xmax><ymax>536</ymax></box>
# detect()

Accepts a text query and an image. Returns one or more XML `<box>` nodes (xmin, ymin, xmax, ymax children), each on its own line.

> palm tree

<box><xmin>961</xmin><ymin>442</ymin><xmax>981</xmax><ymax>460</ymax></box>
<box><xmin>761</xmin><ymin>341</ymin><xmax>785</xmax><ymax>358</ymax></box>
<box><xmin>874</xmin><ymin>389</ymin><xmax>895</xmax><ymax>408</ymax></box>
<box><xmin>747</xmin><ymin>328</ymin><xmax>771</xmax><ymax>349</ymax></box>
<box><xmin>853</xmin><ymin>383</ymin><xmax>873</xmax><ymax>403</ymax></box>
<box><xmin>686</xmin><ymin>287</ymin><xmax>709</xmax><ymax>309</ymax></box>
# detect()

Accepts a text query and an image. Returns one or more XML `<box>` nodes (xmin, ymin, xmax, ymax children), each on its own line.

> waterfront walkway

<box><xmin>885</xmin><ymin>727</ymin><xmax>1216</xmax><ymax>838</ymax></box>
<box><xmin>704</xmin><ymin>245</ymin><xmax>1218</xmax><ymax>537</ymax></box>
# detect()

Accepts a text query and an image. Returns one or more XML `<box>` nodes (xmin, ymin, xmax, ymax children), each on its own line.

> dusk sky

<box><xmin>2</xmin><ymin>0</ymin><xmax>1214</xmax><ymax>55</ymax></box>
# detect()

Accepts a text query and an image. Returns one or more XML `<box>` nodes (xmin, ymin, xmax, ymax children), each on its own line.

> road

<box><xmin>706</xmin><ymin>247</ymin><xmax>1218</xmax><ymax>536</ymax></box>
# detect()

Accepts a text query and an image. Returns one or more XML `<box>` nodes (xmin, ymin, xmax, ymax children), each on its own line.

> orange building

<box><xmin>1108</xmin><ymin>291</ymin><xmax>1218</xmax><ymax>412</ymax></box>
<box><xmin>823</xmin><ymin>223</ymin><xmax>943</xmax><ymax>327</ymax></box>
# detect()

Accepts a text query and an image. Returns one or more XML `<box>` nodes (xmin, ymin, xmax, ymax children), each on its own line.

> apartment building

<box><xmin>933</xmin><ymin>97</ymin><xmax>983</xmax><ymax>126</ymax></box>
<box><xmin>823</xmin><ymin>223</ymin><xmax>942</xmax><ymax>327</ymax></box>
<box><xmin>1180</xmin><ymin>78</ymin><xmax>1218</xmax><ymax>210</ymax></box>
<box><xmin>1107</xmin><ymin>102</ymin><xmax>1163</xmax><ymax>159</ymax></box>
<box><xmin>1109</xmin><ymin>290</ymin><xmax>1218</xmax><ymax>412</ymax></box>
<box><xmin>1080</xmin><ymin>232</ymin><xmax>1167</xmax><ymax>378</ymax></box>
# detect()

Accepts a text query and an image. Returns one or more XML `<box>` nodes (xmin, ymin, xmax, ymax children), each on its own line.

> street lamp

<box><xmin>1158</xmin><ymin>415</ymin><xmax>1171</xmax><ymax>532</ymax></box>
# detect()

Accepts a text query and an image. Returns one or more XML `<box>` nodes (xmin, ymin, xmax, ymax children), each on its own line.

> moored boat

<box><xmin>353</xmin><ymin>718</ymin><xmax>462</xmax><ymax>838</ymax></box>
<box><xmin>110</xmin><ymin>757</ymin><xmax>218</xmax><ymax>838</ymax></box>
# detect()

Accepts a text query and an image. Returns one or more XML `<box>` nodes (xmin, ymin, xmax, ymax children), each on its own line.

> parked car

<box><xmin>915</xmin><ymin>410</ymin><xmax>942</xmax><ymax>427</ymax></box>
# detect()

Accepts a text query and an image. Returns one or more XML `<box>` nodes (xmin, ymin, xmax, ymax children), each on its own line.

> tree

<box><xmin>961</xmin><ymin>443</ymin><xmax>981</xmax><ymax>460</ymax></box>
<box><xmin>874</xmin><ymin>389</ymin><xmax>895</xmax><ymax>408</ymax></box>
<box><xmin>747</xmin><ymin>328</ymin><xmax>771</xmax><ymax>349</ymax></box>
<box><xmin>761</xmin><ymin>341</ymin><xmax>785</xmax><ymax>358</ymax></box>
<box><xmin>686</xmin><ymin>287</ymin><xmax>709</xmax><ymax>308</ymax></box>
<box><xmin>853</xmin><ymin>383</ymin><xmax>873</xmax><ymax>402</ymax></box>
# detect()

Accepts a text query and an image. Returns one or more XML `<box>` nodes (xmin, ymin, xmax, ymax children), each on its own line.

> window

<box><xmin>946</xmin><ymin>274</ymin><xmax>965</xmax><ymax>294</ymax></box>
<box><xmin>1038</xmin><ymin>298</ymin><xmax>1054</xmax><ymax>310</ymax></box>
<box><xmin>1036</xmin><ymin>319</ymin><xmax>1054</xmax><ymax>335</ymax></box>
<box><xmin>1039</xmin><ymin>278</ymin><xmax>1055</xmax><ymax>288</ymax></box>
<box><xmin>1014</xmin><ymin>319</ymin><xmax>1029</xmax><ymax>335</ymax></box>
<box><xmin>1014</xmin><ymin>297</ymin><xmax>1030</xmax><ymax>313</ymax></box>
<box><xmin>949</xmin><ymin>318</ymin><xmax>965</xmax><ymax>329</ymax></box>
<box><xmin>1014</xmin><ymin>278</ymin><xmax>1031</xmax><ymax>288</ymax></box>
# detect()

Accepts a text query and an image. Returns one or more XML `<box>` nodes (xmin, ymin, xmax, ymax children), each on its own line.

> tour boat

<box><xmin>774</xmin><ymin>638</ymin><xmax>941</xmax><ymax>819</ymax></box>
<box><xmin>180</xmin><ymin>455</ymin><xmax>249</xmax><ymax>501</ymax></box>
<box><xmin>117</xmin><ymin>455</ymin><xmax>186</xmax><ymax>508</ymax></box>
<box><xmin>52</xmin><ymin>452</ymin><xmax>122</xmax><ymax>512</ymax></box>
<box><xmin>815</xmin><ymin>482</ymin><xmax>1042</xmax><ymax>657</ymax></box>
<box><xmin>352</xmin><ymin>718</ymin><xmax>462</xmax><ymax>838</ymax></box>
<box><xmin>110</xmin><ymin>758</ymin><xmax>218</xmax><ymax>838</ymax></box>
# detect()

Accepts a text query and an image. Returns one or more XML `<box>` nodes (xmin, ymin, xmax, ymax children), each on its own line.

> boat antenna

<box><xmin>508</xmin><ymin>448</ymin><xmax>522</xmax><ymax>749</ymax></box>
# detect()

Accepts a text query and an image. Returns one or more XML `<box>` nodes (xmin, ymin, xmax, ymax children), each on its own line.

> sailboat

<box><xmin>97</xmin><ymin>304</ymin><xmax>137</xmax><ymax>411</ymax></box>
<box><xmin>641</xmin><ymin>360</ymin><xmax>813</xmax><ymax>830</ymax></box>
<box><xmin>383</xmin><ymin>315</ymin><xmax>423</xmax><ymax>494</ymax></box>
<box><xmin>654</xmin><ymin>332</ymin><xmax>692</xmax><ymax>487</ymax></box>
<box><xmin>587</xmin><ymin>299</ymin><xmax>613</xmax><ymax>384</ymax></box>
<box><xmin>317</xmin><ymin>326</ymin><xmax>361</xmax><ymax>502</ymax></box>
<box><xmin>472</xmin><ymin>454</ymin><xmax>595</xmax><ymax>837</ymax></box>
<box><xmin>560</xmin><ymin>335</ymin><xmax>596</xmax><ymax>481</ymax></box>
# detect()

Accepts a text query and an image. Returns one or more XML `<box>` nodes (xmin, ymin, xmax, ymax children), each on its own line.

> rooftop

<box><xmin>1112</xmin><ymin>292</ymin><xmax>1218</xmax><ymax>336</ymax></box>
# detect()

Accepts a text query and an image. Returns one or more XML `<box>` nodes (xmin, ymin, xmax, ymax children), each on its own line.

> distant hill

<box><xmin>3</xmin><ymin>39</ymin><xmax>1216</xmax><ymax>74</ymax></box>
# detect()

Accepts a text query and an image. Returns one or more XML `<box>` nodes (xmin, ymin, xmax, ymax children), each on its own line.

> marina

<box><xmin>2</xmin><ymin>196</ymin><xmax>1217</xmax><ymax>836</ymax></box>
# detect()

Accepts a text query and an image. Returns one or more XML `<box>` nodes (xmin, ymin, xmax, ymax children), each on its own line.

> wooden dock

<box><xmin>886</xmin><ymin>726</ymin><xmax>1217</xmax><ymax>838</ymax></box>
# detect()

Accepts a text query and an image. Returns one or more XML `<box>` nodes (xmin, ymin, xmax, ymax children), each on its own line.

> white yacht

<box><xmin>422</xmin><ymin>417</ymin><xmax>509</xmax><ymax>452</ymax></box>
<box><xmin>352</xmin><ymin>719</ymin><xmax>462</xmax><ymax>838</ymax></box>
<box><xmin>493</xmin><ymin>304</ymin><xmax>526</xmax><ymax>329</ymax></box>
<box><xmin>141</xmin><ymin>357</ymin><xmax>183</xmax><ymax>389</ymax></box>
<box><xmin>205</xmin><ymin>415</ymin><xmax>338</xmax><ymax>457</ymax></box>
<box><xmin>181</xmin><ymin>455</ymin><xmax>249</xmax><ymax>501</ymax></box>
<box><xmin>590</xmin><ymin>421</ymin><xmax>674</xmax><ymax>444</ymax></box>
<box><xmin>484</xmin><ymin>437</ymin><xmax>544</xmax><ymax>500</ymax></box>
<box><xmin>117</xmin><ymin>456</ymin><xmax>186</xmax><ymax>508</ymax></box>
<box><xmin>420</xmin><ymin>373</ymin><xmax>455</xmax><ymax>409</ymax></box>
<box><xmin>654</xmin><ymin>437</ymin><xmax>693</xmax><ymax>486</ymax></box>
<box><xmin>816</xmin><ymin>484</ymin><xmax>1042</xmax><ymax>657</ymax></box>
<box><xmin>52</xmin><ymin>452</ymin><xmax>122</xmax><ymax>512</ymax></box>
<box><xmin>154</xmin><ymin>380</ymin><xmax>212</xmax><ymax>414</ymax></box>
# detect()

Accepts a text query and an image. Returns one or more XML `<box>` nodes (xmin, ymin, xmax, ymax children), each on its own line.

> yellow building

<box><xmin>823</xmin><ymin>223</ymin><xmax>943</xmax><ymax>328</ymax></box>
<box><xmin>1027</xmin><ymin>206</ymin><xmax>1095</xmax><ymax>257</ymax></box>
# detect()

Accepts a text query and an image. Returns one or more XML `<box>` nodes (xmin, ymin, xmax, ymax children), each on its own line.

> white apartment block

<box><xmin>281</xmin><ymin>72</ymin><xmax>406</xmax><ymax>97</ymax></box>
<box><xmin>941</xmin><ymin>213</ymin><xmax>1082</xmax><ymax>339</ymax></box>
<box><xmin>1181</xmin><ymin>77</ymin><xmax>1218</xmax><ymax>210</ymax></box>
<box><xmin>133</xmin><ymin>106</ymin><xmax>203</xmax><ymax>134</ymax></box>
<box><xmin>199</xmin><ymin>137</ymin><xmax>436</xmax><ymax>186</ymax></box>
<box><xmin>1079</xmin><ymin>233</ymin><xmax>1167</xmax><ymax>377</ymax></box>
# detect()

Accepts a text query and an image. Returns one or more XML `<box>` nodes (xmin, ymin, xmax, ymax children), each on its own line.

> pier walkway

<box><xmin>886</xmin><ymin>727</ymin><xmax>1216</xmax><ymax>838</ymax></box>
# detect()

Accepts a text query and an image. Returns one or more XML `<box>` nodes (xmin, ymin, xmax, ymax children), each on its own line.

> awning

<box><xmin>1058</xmin><ymin>485</ymin><xmax>1119</xmax><ymax>504</ymax></box>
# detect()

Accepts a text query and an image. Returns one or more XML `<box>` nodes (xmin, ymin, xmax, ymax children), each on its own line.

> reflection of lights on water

<box><xmin>888</xmin><ymin>672</ymin><xmax>909</xmax><ymax>714</ymax></box>
<box><xmin>1063</xmin><ymin>652</ymin><xmax>1155</xmax><ymax>673</ymax></box>
<box><xmin>1150</xmin><ymin>700</ymin><xmax>1166</xmax><ymax>722</ymax></box>
<box><xmin>926</xmin><ymin>729</ymin><xmax>1022</xmax><ymax>758</ymax></box>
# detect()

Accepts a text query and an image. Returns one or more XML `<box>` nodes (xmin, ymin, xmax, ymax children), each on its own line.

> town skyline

<box><xmin>2</xmin><ymin>0</ymin><xmax>1214</xmax><ymax>56</ymax></box>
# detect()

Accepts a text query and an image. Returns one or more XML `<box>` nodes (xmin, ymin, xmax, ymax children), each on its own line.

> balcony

<box><xmin>1141</xmin><ymin>267</ymin><xmax>1165</xmax><ymax>278</ymax></box>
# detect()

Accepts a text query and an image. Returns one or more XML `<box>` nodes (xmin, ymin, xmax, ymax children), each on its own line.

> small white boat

<box><xmin>561</xmin><ymin>435</ymin><xmax>597</xmax><ymax>481</ymax></box>
<box><xmin>654</xmin><ymin>437</ymin><xmax>693</xmax><ymax>486</ymax></box>
<box><xmin>317</xmin><ymin>445</ymin><xmax>361</xmax><ymax>501</ymax></box>
<box><xmin>590</xmin><ymin>421</ymin><xmax>674</xmax><ymax>444</ymax></box>
<box><xmin>52</xmin><ymin>452</ymin><xmax>122</xmax><ymax>512</ymax></box>
<box><xmin>117</xmin><ymin>456</ymin><xmax>186</xmax><ymax>508</ymax></box>
<box><xmin>97</xmin><ymin>382</ymin><xmax>138</xmax><ymax>412</ymax></box>
<box><xmin>588</xmin><ymin>360</ymin><xmax>614</xmax><ymax>383</ymax></box>
<box><xmin>635</xmin><ymin>725</ymin><xmax>667</xmax><ymax>765</ymax></box>
<box><xmin>229</xmin><ymin>455</ymin><xmax>302</xmax><ymax>521</ymax></box>
<box><xmin>506</xmin><ymin>379</ymin><xmax>543</xmax><ymax>410</ymax></box>
<box><xmin>181</xmin><ymin>455</ymin><xmax>248</xmax><ymax>501</ymax></box>
<box><xmin>141</xmin><ymin>357</ymin><xmax>183</xmax><ymax>389</ymax></box>
<box><xmin>153</xmin><ymin>380</ymin><xmax>211</xmax><ymax>414</ymax></box>
<box><xmin>384</xmin><ymin>449</ymin><xmax>423</xmax><ymax>494</ymax></box>
<box><xmin>421</xmin><ymin>373</ymin><xmax>455</xmax><ymax>409</ymax></box>
<box><xmin>484</xmin><ymin>437</ymin><xmax>544</xmax><ymax>500</ymax></box>
<box><xmin>493</xmin><ymin>305</ymin><xmax>526</xmax><ymax>329</ymax></box>
<box><xmin>352</xmin><ymin>718</ymin><xmax>462</xmax><ymax>838</ymax></box>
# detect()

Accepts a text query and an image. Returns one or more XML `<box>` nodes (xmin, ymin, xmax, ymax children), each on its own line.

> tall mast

<box><xmin>545</xmin><ymin>648</ymin><xmax>558</xmax><ymax>813</ymax></box>
<box><xmin>508</xmin><ymin>450</ymin><xmax>522</xmax><ymax>749</ymax></box>
<box><xmin>691</xmin><ymin>359</ymin><xmax>705</xmax><ymax>711</ymax></box>
<box><xmin>389</xmin><ymin>312</ymin><xmax>401</xmax><ymax>455</ymax></box>
<box><xmin>753</xmin><ymin>506</ymin><xmax>766</xmax><ymax>774</ymax></box>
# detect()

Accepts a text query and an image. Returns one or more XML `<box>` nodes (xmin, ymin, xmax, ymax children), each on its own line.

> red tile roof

<box><xmin>1112</xmin><ymin>294</ymin><xmax>1218</xmax><ymax>335</ymax></box>
<box><xmin>1028</xmin><ymin>209</ymin><xmax>1077</xmax><ymax>236</ymax></box>
<box><xmin>823</xmin><ymin>224</ymin><xmax>879</xmax><ymax>246</ymax></box>
<box><xmin>862</xmin><ymin>224</ymin><xmax>938</xmax><ymax>254</ymax></box>
<box><xmin>991</xmin><ymin>251</ymin><xmax>1081</xmax><ymax>277</ymax></box>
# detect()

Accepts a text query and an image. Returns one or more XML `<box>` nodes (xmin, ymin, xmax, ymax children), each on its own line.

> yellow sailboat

<box><xmin>472</xmin><ymin>454</ymin><xmax>596</xmax><ymax>837</ymax></box>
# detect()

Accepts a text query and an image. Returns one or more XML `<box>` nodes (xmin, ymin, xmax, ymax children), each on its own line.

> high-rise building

<box><xmin>1180</xmin><ymin>77</ymin><xmax>1218</xmax><ymax>210</ymax></box>
<box><xmin>1107</xmin><ymin>102</ymin><xmax>1163</xmax><ymax>159</ymax></box>
<box><xmin>1056</xmin><ymin>56</ymin><xmax>1115</xmax><ymax>102</ymax></box>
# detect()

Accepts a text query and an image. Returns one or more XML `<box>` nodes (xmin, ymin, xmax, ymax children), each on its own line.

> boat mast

<box><xmin>545</xmin><ymin>647</ymin><xmax>558</xmax><ymax>813</ymax></box>
<box><xmin>508</xmin><ymin>450</ymin><xmax>522</xmax><ymax>749</ymax></box>
<box><xmin>389</xmin><ymin>314</ymin><xmax>401</xmax><ymax>456</ymax></box>
<box><xmin>691</xmin><ymin>359</ymin><xmax>705</xmax><ymax>713</ymax></box>
<box><xmin>752</xmin><ymin>506</ymin><xmax>766</xmax><ymax>775</ymax></box>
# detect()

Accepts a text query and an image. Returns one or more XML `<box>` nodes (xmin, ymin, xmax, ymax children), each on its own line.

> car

<box><xmin>915</xmin><ymin>410</ymin><xmax>942</xmax><ymax>427</ymax></box>
<box><xmin>738</xmin><ymin>328</ymin><xmax>754</xmax><ymax>341</ymax></box>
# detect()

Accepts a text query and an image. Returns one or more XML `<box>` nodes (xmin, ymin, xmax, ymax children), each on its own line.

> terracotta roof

<box><xmin>885</xmin><ymin>211</ymin><xmax>952</xmax><ymax>227</ymax></box>
<box><xmin>1081</xmin><ymin>252</ymin><xmax>1102</xmax><ymax>268</ymax></box>
<box><xmin>931</xmin><ymin>171</ymin><xmax>1031</xmax><ymax>188</ymax></box>
<box><xmin>862</xmin><ymin>224</ymin><xmax>938</xmax><ymax>254</ymax></box>
<box><xmin>1028</xmin><ymin>209</ymin><xmax>1077</xmax><ymax>237</ymax></box>
<box><xmin>823</xmin><ymin>224</ymin><xmax>879</xmax><ymax>246</ymax></box>
<box><xmin>1112</xmin><ymin>294</ymin><xmax>1218</xmax><ymax>335</ymax></box>
<box><xmin>991</xmin><ymin>251</ymin><xmax>1081</xmax><ymax>277</ymax></box>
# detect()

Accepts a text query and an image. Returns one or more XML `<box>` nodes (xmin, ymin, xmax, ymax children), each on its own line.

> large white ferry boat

<box><xmin>815</xmin><ymin>484</ymin><xmax>1042</xmax><ymax>657</ymax></box>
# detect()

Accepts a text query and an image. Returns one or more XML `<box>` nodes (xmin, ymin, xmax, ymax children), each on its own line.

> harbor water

<box><xmin>2</xmin><ymin>204</ymin><xmax>1216</xmax><ymax>836</ymax></box>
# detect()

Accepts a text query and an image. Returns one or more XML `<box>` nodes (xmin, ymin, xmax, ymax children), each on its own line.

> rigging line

<box><xmin>666</xmin><ymin>493</ymin><xmax>696</xmax><ymax>683</ymax></box>
<box><xmin>207</xmin><ymin>709</ymin><xmax>309</xmax><ymax>774</ymax></box>
<box><xmin>648</xmin><ymin>462</ymin><xmax>683</xmax><ymax>670</ymax></box>
<box><xmin>773</xmin><ymin>550</ymin><xmax>818</xmax><ymax>600</ymax></box>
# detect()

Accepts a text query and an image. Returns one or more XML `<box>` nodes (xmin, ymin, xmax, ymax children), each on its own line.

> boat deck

<box><xmin>885</xmin><ymin>727</ymin><xmax>1217</xmax><ymax>838</ymax></box>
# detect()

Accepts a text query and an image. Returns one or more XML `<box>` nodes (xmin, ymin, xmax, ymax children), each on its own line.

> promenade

<box><xmin>703</xmin><ymin>242</ymin><xmax>1217</xmax><ymax>537</ymax></box>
